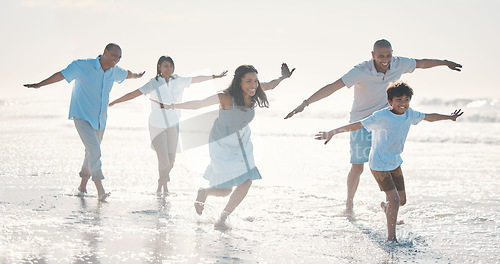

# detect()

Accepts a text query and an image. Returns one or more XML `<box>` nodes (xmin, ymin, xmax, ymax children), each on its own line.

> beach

<box><xmin>1</xmin><ymin>95</ymin><xmax>499</xmax><ymax>263</ymax></box>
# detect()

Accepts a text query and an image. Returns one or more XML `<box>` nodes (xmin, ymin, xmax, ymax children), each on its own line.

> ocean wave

<box><xmin>251</xmin><ymin>131</ymin><xmax>500</xmax><ymax>145</ymax></box>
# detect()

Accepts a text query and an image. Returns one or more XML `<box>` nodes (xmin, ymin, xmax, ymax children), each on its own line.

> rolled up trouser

<box><xmin>74</xmin><ymin>117</ymin><xmax>105</xmax><ymax>181</ymax></box>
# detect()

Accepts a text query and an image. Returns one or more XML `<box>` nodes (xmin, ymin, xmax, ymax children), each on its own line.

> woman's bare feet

<box><xmin>77</xmin><ymin>186</ymin><xmax>87</xmax><ymax>196</ymax></box>
<box><xmin>194</xmin><ymin>188</ymin><xmax>207</xmax><ymax>215</ymax></box>
<box><xmin>214</xmin><ymin>210</ymin><xmax>230</xmax><ymax>229</ymax></box>
<box><xmin>98</xmin><ymin>193</ymin><xmax>110</xmax><ymax>202</ymax></box>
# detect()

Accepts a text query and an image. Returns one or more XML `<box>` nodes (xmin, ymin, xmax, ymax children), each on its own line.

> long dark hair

<box><xmin>155</xmin><ymin>56</ymin><xmax>175</xmax><ymax>81</ymax></box>
<box><xmin>225</xmin><ymin>65</ymin><xmax>268</xmax><ymax>108</ymax></box>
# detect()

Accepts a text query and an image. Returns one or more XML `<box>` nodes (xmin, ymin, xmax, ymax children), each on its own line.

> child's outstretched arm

<box><xmin>315</xmin><ymin>122</ymin><xmax>364</xmax><ymax>145</ymax></box>
<box><xmin>424</xmin><ymin>109</ymin><xmax>464</xmax><ymax>122</ymax></box>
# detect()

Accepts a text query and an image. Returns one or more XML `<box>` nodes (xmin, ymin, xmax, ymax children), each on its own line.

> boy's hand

<box><xmin>450</xmin><ymin>109</ymin><xmax>464</xmax><ymax>121</ymax></box>
<box><xmin>445</xmin><ymin>60</ymin><xmax>462</xmax><ymax>72</ymax></box>
<box><xmin>315</xmin><ymin>130</ymin><xmax>334</xmax><ymax>145</ymax></box>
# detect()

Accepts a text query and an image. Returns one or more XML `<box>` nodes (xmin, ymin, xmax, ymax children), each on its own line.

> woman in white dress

<box><xmin>109</xmin><ymin>56</ymin><xmax>227</xmax><ymax>194</ymax></box>
<box><xmin>157</xmin><ymin>63</ymin><xmax>294</xmax><ymax>227</ymax></box>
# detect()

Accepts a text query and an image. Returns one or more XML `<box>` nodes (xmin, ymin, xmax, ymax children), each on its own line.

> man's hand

<box><xmin>445</xmin><ymin>60</ymin><xmax>462</xmax><ymax>72</ymax></box>
<box><xmin>23</xmin><ymin>83</ymin><xmax>41</xmax><ymax>89</ymax></box>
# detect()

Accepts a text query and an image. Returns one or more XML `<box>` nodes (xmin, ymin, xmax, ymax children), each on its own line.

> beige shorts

<box><xmin>370</xmin><ymin>166</ymin><xmax>405</xmax><ymax>192</ymax></box>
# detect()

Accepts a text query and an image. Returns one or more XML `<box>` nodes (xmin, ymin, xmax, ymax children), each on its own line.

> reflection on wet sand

<box><xmin>72</xmin><ymin>197</ymin><xmax>103</xmax><ymax>264</ymax></box>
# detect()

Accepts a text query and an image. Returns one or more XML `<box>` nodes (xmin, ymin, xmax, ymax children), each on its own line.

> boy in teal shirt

<box><xmin>315</xmin><ymin>81</ymin><xmax>463</xmax><ymax>241</ymax></box>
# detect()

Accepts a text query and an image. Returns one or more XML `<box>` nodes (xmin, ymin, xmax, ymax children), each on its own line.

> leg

<box><xmin>216</xmin><ymin>180</ymin><xmax>252</xmax><ymax>227</ymax></box>
<box><xmin>347</xmin><ymin>128</ymin><xmax>371</xmax><ymax>211</ymax></box>
<box><xmin>194</xmin><ymin>186</ymin><xmax>232</xmax><ymax>215</ymax></box>
<box><xmin>74</xmin><ymin>118</ymin><xmax>107</xmax><ymax>199</ymax></box>
<box><xmin>384</xmin><ymin>189</ymin><xmax>400</xmax><ymax>241</ymax></box>
<box><xmin>398</xmin><ymin>191</ymin><xmax>406</xmax><ymax>206</ymax></box>
<box><xmin>346</xmin><ymin>163</ymin><xmax>364</xmax><ymax>212</ymax></box>
<box><xmin>162</xmin><ymin>126</ymin><xmax>180</xmax><ymax>193</ymax></box>
<box><xmin>223</xmin><ymin>180</ymin><xmax>252</xmax><ymax>213</ymax></box>
<box><xmin>151</xmin><ymin>126</ymin><xmax>172</xmax><ymax>193</ymax></box>
<box><xmin>392</xmin><ymin>166</ymin><xmax>407</xmax><ymax>206</ymax></box>
<box><xmin>78</xmin><ymin>177</ymin><xmax>89</xmax><ymax>194</ymax></box>
<box><xmin>78</xmin><ymin>149</ymin><xmax>91</xmax><ymax>193</ymax></box>
<box><xmin>94</xmin><ymin>180</ymin><xmax>109</xmax><ymax>202</ymax></box>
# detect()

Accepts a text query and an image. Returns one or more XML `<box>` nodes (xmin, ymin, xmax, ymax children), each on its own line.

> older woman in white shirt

<box><xmin>109</xmin><ymin>56</ymin><xmax>227</xmax><ymax>194</ymax></box>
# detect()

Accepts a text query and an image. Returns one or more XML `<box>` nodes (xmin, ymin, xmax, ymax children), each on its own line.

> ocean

<box><xmin>0</xmin><ymin>94</ymin><xmax>499</xmax><ymax>263</ymax></box>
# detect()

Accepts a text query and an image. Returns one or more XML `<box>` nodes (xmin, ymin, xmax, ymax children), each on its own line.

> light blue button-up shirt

<box><xmin>61</xmin><ymin>56</ymin><xmax>128</xmax><ymax>130</ymax></box>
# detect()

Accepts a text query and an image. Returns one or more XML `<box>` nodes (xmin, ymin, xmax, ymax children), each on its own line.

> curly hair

<box><xmin>225</xmin><ymin>65</ymin><xmax>269</xmax><ymax>108</ymax></box>
<box><xmin>386</xmin><ymin>81</ymin><xmax>414</xmax><ymax>101</ymax></box>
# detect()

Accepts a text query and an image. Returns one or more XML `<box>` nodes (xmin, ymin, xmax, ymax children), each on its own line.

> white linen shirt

<box><xmin>341</xmin><ymin>57</ymin><xmax>417</xmax><ymax>123</ymax></box>
<box><xmin>61</xmin><ymin>56</ymin><xmax>128</xmax><ymax>130</ymax></box>
<box><xmin>360</xmin><ymin>107</ymin><xmax>426</xmax><ymax>171</ymax></box>
<box><xmin>139</xmin><ymin>76</ymin><xmax>192</xmax><ymax>128</ymax></box>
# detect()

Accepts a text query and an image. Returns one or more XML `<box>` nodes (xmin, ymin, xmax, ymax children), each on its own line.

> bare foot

<box><xmin>214</xmin><ymin>211</ymin><xmax>230</xmax><ymax>230</ymax></box>
<box><xmin>346</xmin><ymin>200</ymin><xmax>354</xmax><ymax>213</ymax></box>
<box><xmin>381</xmin><ymin>202</ymin><xmax>404</xmax><ymax>224</ymax></box>
<box><xmin>194</xmin><ymin>188</ymin><xmax>207</xmax><ymax>215</ymax></box>
<box><xmin>98</xmin><ymin>193</ymin><xmax>110</xmax><ymax>202</ymax></box>
<box><xmin>78</xmin><ymin>186</ymin><xmax>87</xmax><ymax>194</ymax></box>
<box><xmin>194</xmin><ymin>201</ymin><xmax>204</xmax><ymax>215</ymax></box>
<box><xmin>380</xmin><ymin>202</ymin><xmax>388</xmax><ymax>213</ymax></box>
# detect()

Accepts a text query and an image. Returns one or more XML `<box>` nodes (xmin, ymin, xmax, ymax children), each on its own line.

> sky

<box><xmin>2</xmin><ymin>0</ymin><xmax>500</xmax><ymax>104</ymax></box>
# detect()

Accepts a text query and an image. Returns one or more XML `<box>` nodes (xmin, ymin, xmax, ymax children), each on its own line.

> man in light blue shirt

<box><xmin>24</xmin><ymin>43</ymin><xmax>144</xmax><ymax>201</ymax></box>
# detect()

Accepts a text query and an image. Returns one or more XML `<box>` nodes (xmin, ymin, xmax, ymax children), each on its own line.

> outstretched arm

<box><xmin>152</xmin><ymin>93</ymin><xmax>222</xmax><ymax>110</ymax></box>
<box><xmin>424</xmin><ymin>109</ymin><xmax>463</xmax><ymax>122</ymax></box>
<box><xmin>315</xmin><ymin>122</ymin><xmax>364</xmax><ymax>145</ymax></box>
<box><xmin>24</xmin><ymin>72</ymin><xmax>65</xmax><ymax>88</ymax></box>
<box><xmin>261</xmin><ymin>63</ymin><xmax>295</xmax><ymax>91</ymax></box>
<box><xmin>109</xmin><ymin>89</ymin><xmax>142</xmax><ymax>107</ymax></box>
<box><xmin>191</xmin><ymin>70</ymin><xmax>228</xmax><ymax>84</ymax></box>
<box><xmin>126</xmin><ymin>71</ymin><xmax>145</xmax><ymax>79</ymax></box>
<box><xmin>415</xmin><ymin>59</ymin><xmax>462</xmax><ymax>71</ymax></box>
<box><xmin>285</xmin><ymin>78</ymin><xmax>346</xmax><ymax>119</ymax></box>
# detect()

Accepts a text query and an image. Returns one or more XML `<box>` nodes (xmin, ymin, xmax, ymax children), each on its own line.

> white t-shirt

<box><xmin>139</xmin><ymin>76</ymin><xmax>192</xmax><ymax>128</ymax></box>
<box><xmin>360</xmin><ymin>107</ymin><xmax>425</xmax><ymax>171</ymax></box>
<box><xmin>341</xmin><ymin>57</ymin><xmax>417</xmax><ymax>122</ymax></box>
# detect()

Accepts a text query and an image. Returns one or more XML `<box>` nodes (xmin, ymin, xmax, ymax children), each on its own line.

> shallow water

<box><xmin>1</xmin><ymin>98</ymin><xmax>499</xmax><ymax>263</ymax></box>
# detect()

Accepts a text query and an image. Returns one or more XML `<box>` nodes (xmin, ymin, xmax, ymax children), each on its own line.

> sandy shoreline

<box><xmin>1</xmin><ymin>98</ymin><xmax>499</xmax><ymax>263</ymax></box>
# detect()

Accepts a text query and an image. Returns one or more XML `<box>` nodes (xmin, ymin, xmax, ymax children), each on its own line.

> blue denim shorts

<box><xmin>350</xmin><ymin>127</ymin><xmax>371</xmax><ymax>164</ymax></box>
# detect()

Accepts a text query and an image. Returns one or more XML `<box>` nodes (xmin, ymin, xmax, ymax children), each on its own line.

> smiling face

<box><xmin>158</xmin><ymin>60</ymin><xmax>174</xmax><ymax>78</ymax></box>
<box><xmin>101</xmin><ymin>47</ymin><xmax>122</xmax><ymax>68</ymax></box>
<box><xmin>240</xmin><ymin>72</ymin><xmax>259</xmax><ymax>98</ymax></box>
<box><xmin>372</xmin><ymin>46</ymin><xmax>393</xmax><ymax>73</ymax></box>
<box><xmin>388</xmin><ymin>94</ymin><xmax>411</xmax><ymax>115</ymax></box>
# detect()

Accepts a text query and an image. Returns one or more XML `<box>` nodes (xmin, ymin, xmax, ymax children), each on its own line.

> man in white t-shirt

<box><xmin>285</xmin><ymin>39</ymin><xmax>462</xmax><ymax>212</ymax></box>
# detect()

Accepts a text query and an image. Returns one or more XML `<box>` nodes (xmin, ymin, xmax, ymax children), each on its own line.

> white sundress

<box><xmin>203</xmin><ymin>99</ymin><xmax>261</xmax><ymax>188</ymax></box>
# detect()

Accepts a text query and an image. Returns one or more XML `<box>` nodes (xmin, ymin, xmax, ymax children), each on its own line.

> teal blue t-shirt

<box><xmin>361</xmin><ymin>107</ymin><xmax>425</xmax><ymax>171</ymax></box>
